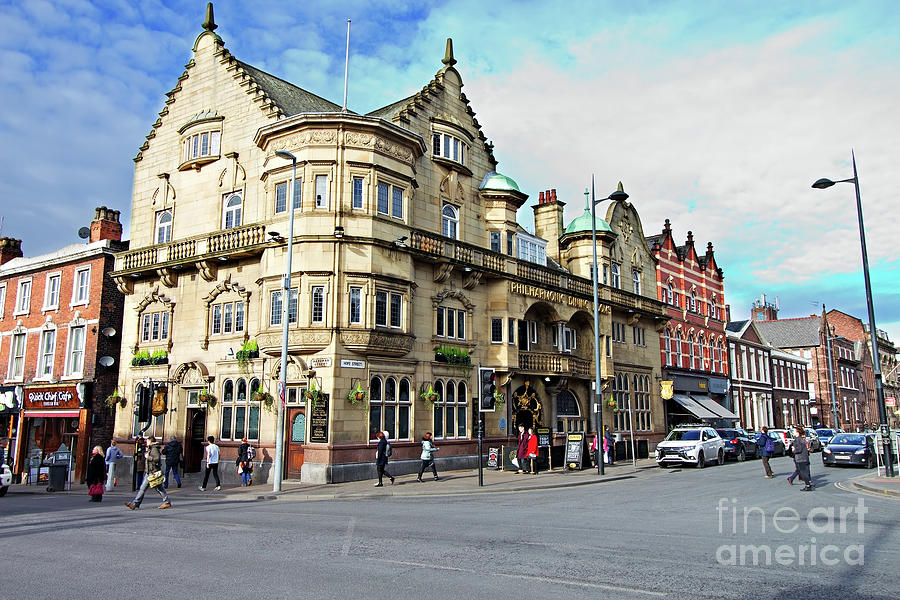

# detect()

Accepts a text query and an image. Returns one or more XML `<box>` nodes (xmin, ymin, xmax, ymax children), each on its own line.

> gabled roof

<box><xmin>236</xmin><ymin>61</ymin><xmax>341</xmax><ymax>115</ymax></box>
<box><xmin>368</xmin><ymin>95</ymin><xmax>413</xmax><ymax>120</ymax></box>
<box><xmin>753</xmin><ymin>317</ymin><xmax>822</xmax><ymax>348</ymax></box>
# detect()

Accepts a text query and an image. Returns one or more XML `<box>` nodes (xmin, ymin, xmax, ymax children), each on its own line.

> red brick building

<box><xmin>826</xmin><ymin>309</ymin><xmax>892</xmax><ymax>428</ymax></box>
<box><xmin>0</xmin><ymin>208</ymin><xmax>127</xmax><ymax>481</ymax></box>
<box><xmin>754</xmin><ymin>310</ymin><xmax>863</xmax><ymax>430</ymax></box>
<box><xmin>647</xmin><ymin>220</ymin><xmax>735</xmax><ymax>429</ymax></box>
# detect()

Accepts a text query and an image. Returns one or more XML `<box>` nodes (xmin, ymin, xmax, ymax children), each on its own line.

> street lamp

<box><xmin>588</xmin><ymin>177</ymin><xmax>629</xmax><ymax>475</ymax></box>
<box><xmin>813</xmin><ymin>151</ymin><xmax>894</xmax><ymax>477</ymax></box>
<box><xmin>273</xmin><ymin>150</ymin><xmax>297</xmax><ymax>492</ymax></box>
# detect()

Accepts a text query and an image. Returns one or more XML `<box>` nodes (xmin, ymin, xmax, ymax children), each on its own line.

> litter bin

<box><xmin>47</xmin><ymin>464</ymin><xmax>67</xmax><ymax>492</ymax></box>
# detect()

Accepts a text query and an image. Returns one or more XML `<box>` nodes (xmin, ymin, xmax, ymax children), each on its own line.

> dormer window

<box><xmin>432</xmin><ymin>131</ymin><xmax>468</xmax><ymax>166</ymax></box>
<box><xmin>178</xmin><ymin>111</ymin><xmax>223</xmax><ymax>170</ymax></box>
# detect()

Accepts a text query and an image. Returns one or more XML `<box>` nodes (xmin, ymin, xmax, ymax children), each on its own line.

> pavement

<box><xmin>12</xmin><ymin>457</ymin><xmax>900</xmax><ymax>502</ymax></box>
<box><xmin>7</xmin><ymin>458</ymin><xmax>659</xmax><ymax>502</ymax></box>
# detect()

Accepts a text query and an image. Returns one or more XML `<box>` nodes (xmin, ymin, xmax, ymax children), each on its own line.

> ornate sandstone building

<box><xmin>110</xmin><ymin>6</ymin><xmax>668</xmax><ymax>483</ymax></box>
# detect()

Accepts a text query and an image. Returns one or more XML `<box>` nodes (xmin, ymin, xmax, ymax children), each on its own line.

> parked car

<box><xmin>716</xmin><ymin>428</ymin><xmax>759</xmax><ymax>461</ymax></box>
<box><xmin>768</xmin><ymin>429</ymin><xmax>791</xmax><ymax>455</ymax></box>
<box><xmin>822</xmin><ymin>433</ymin><xmax>876</xmax><ymax>468</ymax></box>
<box><xmin>656</xmin><ymin>426</ymin><xmax>725</xmax><ymax>468</ymax></box>
<box><xmin>803</xmin><ymin>428</ymin><xmax>823</xmax><ymax>452</ymax></box>
<box><xmin>0</xmin><ymin>459</ymin><xmax>10</xmax><ymax>497</ymax></box>
<box><xmin>815</xmin><ymin>428</ymin><xmax>838</xmax><ymax>446</ymax></box>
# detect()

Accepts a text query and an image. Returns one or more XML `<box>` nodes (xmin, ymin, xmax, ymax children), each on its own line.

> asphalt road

<box><xmin>1</xmin><ymin>454</ymin><xmax>896</xmax><ymax>600</ymax></box>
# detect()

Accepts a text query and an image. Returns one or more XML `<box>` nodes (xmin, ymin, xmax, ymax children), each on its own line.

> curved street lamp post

<box><xmin>813</xmin><ymin>151</ymin><xmax>894</xmax><ymax>477</ymax></box>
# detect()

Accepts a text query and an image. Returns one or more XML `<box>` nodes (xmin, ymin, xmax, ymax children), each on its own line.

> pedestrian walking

<box><xmin>87</xmin><ymin>446</ymin><xmax>106</xmax><ymax>503</ymax></box>
<box><xmin>788</xmin><ymin>425</ymin><xmax>813</xmax><ymax>491</ymax></box>
<box><xmin>515</xmin><ymin>424</ymin><xmax>528</xmax><ymax>474</ymax></box>
<box><xmin>373</xmin><ymin>430</ymin><xmax>394</xmax><ymax>487</ymax></box>
<box><xmin>133</xmin><ymin>436</ymin><xmax>147</xmax><ymax>491</ymax></box>
<box><xmin>416</xmin><ymin>432</ymin><xmax>440</xmax><ymax>482</ymax></box>
<box><xmin>605</xmin><ymin>427</ymin><xmax>616</xmax><ymax>465</ymax></box>
<box><xmin>236</xmin><ymin>437</ymin><xmax>255</xmax><ymax>487</ymax></box>
<box><xmin>199</xmin><ymin>436</ymin><xmax>221</xmax><ymax>491</ymax></box>
<box><xmin>104</xmin><ymin>440</ymin><xmax>123</xmax><ymax>491</ymax></box>
<box><xmin>755</xmin><ymin>426</ymin><xmax>775</xmax><ymax>478</ymax></box>
<box><xmin>124</xmin><ymin>436</ymin><xmax>171</xmax><ymax>510</ymax></box>
<box><xmin>590</xmin><ymin>433</ymin><xmax>600</xmax><ymax>467</ymax></box>
<box><xmin>163</xmin><ymin>436</ymin><xmax>183</xmax><ymax>489</ymax></box>
<box><xmin>525</xmin><ymin>427</ymin><xmax>539</xmax><ymax>474</ymax></box>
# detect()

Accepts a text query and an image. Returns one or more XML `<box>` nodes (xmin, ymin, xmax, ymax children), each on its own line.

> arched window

<box><xmin>223</xmin><ymin>193</ymin><xmax>242</xmax><ymax>229</ymax></box>
<box><xmin>667</xmin><ymin>282</ymin><xmax>674</xmax><ymax>304</ymax></box>
<box><xmin>369</xmin><ymin>376</ymin><xmax>411</xmax><ymax>440</ymax></box>
<box><xmin>614</xmin><ymin>373</ymin><xmax>630</xmax><ymax>432</ymax></box>
<box><xmin>442</xmin><ymin>204</ymin><xmax>459</xmax><ymax>239</ymax></box>
<box><xmin>610</xmin><ymin>263</ymin><xmax>621</xmax><ymax>288</ymax></box>
<box><xmin>632</xmin><ymin>269</ymin><xmax>641</xmax><ymax>294</ymax></box>
<box><xmin>434</xmin><ymin>379</ymin><xmax>467</xmax><ymax>439</ymax></box>
<box><xmin>675</xmin><ymin>332</ymin><xmax>683</xmax><ymax>367</ymax></box>
<box><xmin>696</xmin><ymin>334</ymin><xmax>705</xmax><ymax>370</ymax></box>
<box><xmin>220</xmin><ymin>377</ymin><xmax>259</xmax><ymax>441</ymax></box>
<box><xmin>156</xmin><ymin>210</ymin><xmax>173</xmax><ymax>244</ymax></box>
<box><xmin>663</xmin><ymin>329</ymin><xmax>673</xmax><ymax>366</ymax></box>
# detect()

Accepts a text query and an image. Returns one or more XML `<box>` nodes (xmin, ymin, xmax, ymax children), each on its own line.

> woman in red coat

<box><xmin>515</xmin><ymin>424</ymin><xmax>528</xmax><ymax>473</ymax></box>
<box><xmin>525</xmin><ymin>428</ymin><xmax>539</xmax><ymax>473</ymax></box>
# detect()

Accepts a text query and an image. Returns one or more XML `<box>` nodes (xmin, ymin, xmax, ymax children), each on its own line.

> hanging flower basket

<box><xmin>347</xmin><ymin>381</ymin><xmax>368</xmax><ymax>408</ymax></box>
<box><xmin>493</xmin><ymin>391</ymin><xmax>505</xmax><ymax>411</ymax></box>
<box><xmin>607</xmin><ymin>398</ymin><xmax>617</xmax><ymax>409</ymax></box>
<box><xmin>420</xmin><ymin>383</ymin><xmax>440</xmax><ymax>409</ymax></box>
<box><xmin>305</xmin><ymin>382</ymin><xmax>322</xmax><ymax>409</ymax></box>
<box><xmin>105</xmin><ymin>392</ymin><xmax>126</xmax><ymax>409</ymax></box>
<box><xmin>199</xmin><ymin>390</ymin><xmax>217</xmax><ymax>409</ymax></box>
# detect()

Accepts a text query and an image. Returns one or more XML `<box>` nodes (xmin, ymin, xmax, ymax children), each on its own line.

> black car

<box><xmin>716</xmin><ymin>428</ymin><xmax>759</xmax><ymax>461</ymax></box>
<box><xmin>815</xmin><ymin>428</ymin><xmax>838</xmax><ymax>446</ymax></box>
<box><xmin>822</xmin><ymin>433</ymin><xmax>876</xmax><ymax>468</ymax></box>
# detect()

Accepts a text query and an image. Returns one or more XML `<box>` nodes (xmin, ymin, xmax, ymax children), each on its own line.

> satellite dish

<box><xmin>101</xmin><ymin>327</ymin><xmax>117</xmax><ymax>337</ymax></box>
<box><xmin>99</xmin><ymin>356</ymin><xmax>115</xmax><ymax>367</ymax></box>
<box><xmin>78</xmin><ymin>227</ymin><xmax>91</xmax><ymax>239</ymax></box>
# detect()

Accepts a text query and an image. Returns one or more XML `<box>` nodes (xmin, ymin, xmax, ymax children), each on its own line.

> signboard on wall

<box><xmin>309</xmin><ymin>394</ymin><xmax>330</xmax><ymax>444</ymax></box>
<box><xmin>23</xmin><ymin>385</ymin><xmax>81</xmax><ymax>410</ymax></box>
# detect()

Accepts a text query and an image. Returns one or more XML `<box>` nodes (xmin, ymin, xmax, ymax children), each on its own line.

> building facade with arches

<box><xmin>109</xmin><ymin>7</ymin><xmax>669</xmax><ymax>483</ymax></box>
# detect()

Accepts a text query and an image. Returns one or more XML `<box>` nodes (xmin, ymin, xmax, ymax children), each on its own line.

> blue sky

<box><xmin>1</xmin><ymin>0</ymin><xmax>898</xmax><ymax>347</ymax></box>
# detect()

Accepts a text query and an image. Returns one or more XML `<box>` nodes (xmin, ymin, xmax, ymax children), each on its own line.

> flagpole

<box><xmin>342</xmin><ymin>19</ymin><xmax>351</xmax><ymax>111</ymax></box>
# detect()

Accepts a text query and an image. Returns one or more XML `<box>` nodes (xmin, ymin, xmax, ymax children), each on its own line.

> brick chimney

<box><xmin>532</xmin><ymin>186</ymin><xmax>565</xmax><ymax>265</ymax></box>
<box><xmin>90</xmin><ymin>206</ymin><xmax>122</xmax><ymax>243</ymax></box>
<box><xmin>0</xmin><ymin>237</ymin><xmax>23</xmax><ymax>265</ymax></box>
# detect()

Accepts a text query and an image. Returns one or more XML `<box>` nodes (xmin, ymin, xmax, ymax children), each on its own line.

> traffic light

<box><xmin>479</xmin><ymin>367</ymin><xmax>496</xmax><ymax>412</ymax></box>
<box><xmin>137</xmin><ymin>383</ymin><xmax>152</xmax><ymax>423</ymax></box>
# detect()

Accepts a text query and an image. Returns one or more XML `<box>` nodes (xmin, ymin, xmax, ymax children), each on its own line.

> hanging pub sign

<box><xmin>309</xmin><ymin>394</ymin><xmax>330</xmax><ymax>444</ymax></box>
<box><xmin>24</xmin><ymin>385</ymin><xmax>81</xmax><ymax>410</ymax></box>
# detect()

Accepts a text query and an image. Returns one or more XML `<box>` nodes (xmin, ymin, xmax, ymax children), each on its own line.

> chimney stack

<box><xmin>551</xmin><ymin>188</ymin><xmax>557</xmax><ymax>202</ymax></box>
<box><xmin>538</xmin><ymin>191</ymin><xmax>545</xmax><ymax>204</ymax></box>
<box><xmin>0</xmin><ymin>237</ymin><xmax>23</xmax><ymax>265</ymax></box>
<box><xmin>90</xmin><ymin>206</ymin><xmax>122</xmax><ymax>243</ymax></box>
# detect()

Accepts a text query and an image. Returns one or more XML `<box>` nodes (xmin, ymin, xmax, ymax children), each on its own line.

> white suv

<box><xmin>0</xmin><ymin>460</ymin><xmax>10</xmax><ymax>496</ymax></box>
<box><xmin>656</xmin><ymin>426</ymin><xmax>725</xmax><ymax>468</ymax></box>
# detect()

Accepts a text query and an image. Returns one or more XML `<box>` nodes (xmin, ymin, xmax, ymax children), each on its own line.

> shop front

<box><xmin>663</xmin><ymin>374</ymin><xmax>738</xmax><ymax>429</ymax></box>
<box><xmin>15</xmin><ymin>384</ymin><xmax>93</xmax><ymax>482</ymax></box>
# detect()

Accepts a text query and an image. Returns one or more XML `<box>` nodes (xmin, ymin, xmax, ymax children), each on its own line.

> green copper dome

<box><xmin>479</xmin><ymin>171</ymin><xmax>520</xmax><ymax>192</ymax></box>
<box><xmin>564</xmin><ymin>208</ymin><xmax>612</xmax><ymax>234</ymax></box>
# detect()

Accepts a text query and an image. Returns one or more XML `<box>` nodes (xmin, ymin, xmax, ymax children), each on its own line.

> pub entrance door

<box><xmin>184</xmin><ymin>409</ymin><xmax>205</xmax><ymax>473</ymax></box>
<box><xmin>285</xmin><ymin>407</ymin><xmax>305</xmax><ymax>480</ymax></box>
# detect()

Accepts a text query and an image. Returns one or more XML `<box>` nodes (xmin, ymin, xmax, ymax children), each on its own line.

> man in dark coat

<box><xmin>163</xmin><ymin>436</ymin><xmax>183</xmax><ymax>489</ymax></box>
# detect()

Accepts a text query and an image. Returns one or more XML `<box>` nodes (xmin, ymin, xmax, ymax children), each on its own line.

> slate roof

<box><xmin>753</xmin><ymin>317</ymin><xmax>822</xmax><ymax>348</ymax></box>
<box><xmin>237</xmin><ymin>61</ymin><xmax>341</xmax><ymax>115</ymax></box>
<box><xmin>367</xmin><ymin>95</ymin><xmax>413</xmax><ymax>120</ymax></box>
<box><xmin>725</xmin><ymin>320</ymin><xmax>748</xmax><ymax>333</ymax></box>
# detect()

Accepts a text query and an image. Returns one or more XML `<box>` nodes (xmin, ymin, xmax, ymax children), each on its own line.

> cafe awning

<box><xmin>691</xmin><ymin>395</ymin><xmax>739</xmax><ymax>421</ymax></box>
<box><xmin>23</xmin><ymin>410</ymin><xmax>80</xmax><ymax>418</ymax></box>
<box><xmin>670</xmin><ymin>394</ymin><xmax>718</xmax><ymax>420</ymax></box>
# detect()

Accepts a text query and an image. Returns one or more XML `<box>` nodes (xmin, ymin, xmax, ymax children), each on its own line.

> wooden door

<box><xmin>184</xmin><ymin>409</ymin><xmax>205</xmax><ymax>473</ymax></box>
<box><xmin>286</xmin><ymin>408</ymin><xmax>305</xmax><ymax>480</ymax></box>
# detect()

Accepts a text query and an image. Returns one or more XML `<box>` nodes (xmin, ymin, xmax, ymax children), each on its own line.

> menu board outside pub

<box><xmin>309</xmin><ymin>395</ymin><xmax>330</xmax><ymax>443</ymax></box>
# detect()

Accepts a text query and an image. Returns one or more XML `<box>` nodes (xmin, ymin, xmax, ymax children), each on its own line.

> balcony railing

<box><xmin>519</xmin><ymin>351</ymin><xmax>592</xmax><ymax>377</ymax></box>
<box><xmin>115</xmin><ymin>223</ymin><xmax>267</xmax><ymax>274</ymax></box>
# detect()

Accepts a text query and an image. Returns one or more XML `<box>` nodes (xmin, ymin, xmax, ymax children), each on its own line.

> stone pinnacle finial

<box><xmin>617</xmin><ymin>181</ymin><xmax>624</xmax><ymax>192</ymax></box>
<box><xmin>442</xmin><ymin>38</ymin><xmax>457</xmax><ymax>66</ymax></box>
<box><xmin>202</xmin><ymin>2</ymin><xmax>217</xmax><ymax>32</ymax></box>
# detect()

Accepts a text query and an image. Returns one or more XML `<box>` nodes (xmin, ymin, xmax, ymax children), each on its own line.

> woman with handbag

<box><xmin>124</xmin><ymin>436</ymin><xmax>172</xmax><ymax>510</ymax></box>
<box><xmin>525</xmin><ymin>427</ymin><xmax>539</xmax><ymax>474</ymax></box>
<box><xmin>86</xmin><ymin>446</ymin><xmax>106</xmax><ymax>502</ymax></box>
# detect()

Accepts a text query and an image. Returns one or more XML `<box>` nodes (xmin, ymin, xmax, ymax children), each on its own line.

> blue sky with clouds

<box><xmin>1</xmin><ymin>0</ymin><xmax>898</xmax><ymax>345</ymax></box>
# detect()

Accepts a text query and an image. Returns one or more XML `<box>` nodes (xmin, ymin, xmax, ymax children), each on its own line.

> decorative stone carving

<box><xmin>432</xmin><ymin>288</ymin><xmax>474</xmax><ymax>311</ymax></box>
<box><xmin>197</xmin><ymin>260</ymin><xmax>217</xmax><ymax>282</ymax></box>
<box><xmin>462</xmin><ymin>271</ymin><xmax>481</xmax><ymax>290</ymax></box>
<box><xmin>434</xmin><ymin>263</ymin><xmax>453</xmax><ymax>283</ymax></box>
<box><xmin>339</xmin><ymin>330</ymin><xmax>414</xmax><ymax>357</ymax></box>
<box><xmin>157</xmin><ymin>268</ymin><xmax>178</xmax><ymax>288</ymax></box>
